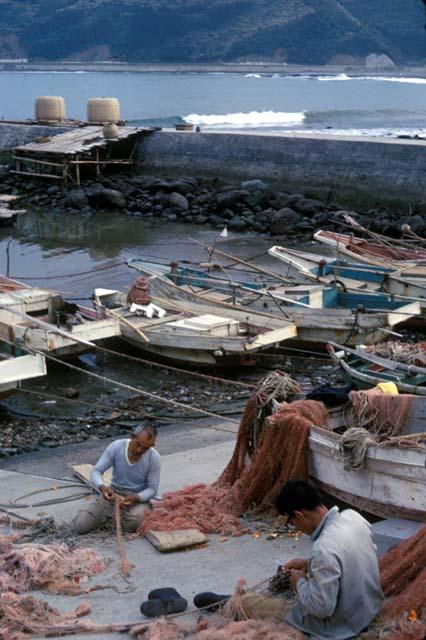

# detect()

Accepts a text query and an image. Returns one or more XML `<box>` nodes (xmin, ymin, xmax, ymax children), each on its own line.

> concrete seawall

<box><xmin>2</xmin><ymin>123</ymin><xmax>426</xmax><ymax>211</ymax></box>
<box><xmin>138</xmin><ymin>130</ymin><xmax>426</xmax><ymax>210</ymax></box>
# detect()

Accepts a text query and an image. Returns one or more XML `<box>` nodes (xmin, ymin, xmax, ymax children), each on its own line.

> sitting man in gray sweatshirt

<box><xmin>198</xmin><ymin>480</ymin><xmax>383</xmax><ymax>639</ymax></box>
<box><xmin>74</xmin><ymin>425</ymin><xmax>160</xmax><ymax>534</ymax></box>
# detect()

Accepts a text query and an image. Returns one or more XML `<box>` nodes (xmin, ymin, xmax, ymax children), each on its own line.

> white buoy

<box><xmin>87</xmin><ymin>97</ymin><xmax>120</xmax><ymax>123</ymax></box>
<box><xmin>35</xmin><ymin>96</ymin><xmax>66</xmax><ymax>122</ymax></box>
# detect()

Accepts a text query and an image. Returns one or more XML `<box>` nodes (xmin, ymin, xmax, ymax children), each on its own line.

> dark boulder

<box><xmin>228</xmin><ymin>217</ymin><xmax>247</xmax><ymax>231</ymax></box>
<box><xmin>269</xmin><ymin>207</ymin><xmax>302</xmax><ymax>234</ymax></box>
<box><xmin>168</xmin><ymin>192</ymin><xmax>189</xmax><ymax>211</ymax></box>
<box><xmin>240</xmin><ymin>179</ymin><xmax>268</xmax><ymax>191</ymax></box>
<box><xmin>62</xmin><ymin>189</ymin><xmax>88</xmax><ymax>208</ymax></box>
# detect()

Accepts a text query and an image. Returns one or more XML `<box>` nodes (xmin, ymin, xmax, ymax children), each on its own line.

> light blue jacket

<box><xmin>286</xmin><ymin>506</ymin><xmax>383</xmax><ymax>639</ymax></box>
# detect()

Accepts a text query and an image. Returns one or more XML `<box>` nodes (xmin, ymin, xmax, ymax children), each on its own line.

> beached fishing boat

<box><xmin>314</xmin><ymin>229</ymin><xmax>426</xmax><ymax>269</ymax></box>
<box><xmin>0</xmin><ymin>347</ymin><xmax>46</xmax><ymax>399</ymax></box>
<box><xmin>127</xmin><ymin>259</ymin><xmax>421</xmax><ymax>346</ymax></box>
<box><xmin>327</xmin><ymin>342</ymin><xmax>426</xmax><ymax>395</ymax></box>
<box><xmin>268</xmin><ymin>245</ymin><xmax>426</xmax><ymax>300</ymax></box>
<box><xmin>308</xmin><ymin>393</ymin><xmax>426</xmax><ymax>521</ymax></box>
<box><xmin>93</xmin><ymin>281</ymin><xmax>297</xmax><ymax>367</ymax></box>
<box><xmin>0</xmin><ymin>276</ymin><xmax>120</xmax><ymax>357</ymax></box>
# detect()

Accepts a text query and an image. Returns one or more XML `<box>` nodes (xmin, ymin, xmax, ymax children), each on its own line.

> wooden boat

<box><xmin>308</xmin><ymin>394</ymin><xmax>426</xmax><ymax>521</ymax></box>
<box><xmin>314</xmin><ymin>229</ymin><xmax>426</xmax><ymax>269</ymax></box>
<box><xmin>93</xmin><ymin>282</ymin><xmax>297</xmax><ymax>367</ymax></box>
<box><xmin>268</xmin><ymin>245</ymin><xmax>426</xmax><ymax>300</ymax></box>
<box><xmin>327</xmin><ymin>342</ymin><xmax>426</xmax><ymax>395</ymax></box>
<box><xmin>127</xmin><ymin>259</ymin><xmax>421</xmax><ymax>346</ymax></box>
<box><xmin>0</xmin><ymin>276</ymin><xmax>120</xmax><ymax>357</ymax></box>
<box><xmin>0</xmin><ymin>346</ymin><xmax>46</xmax><ymax>399</ymax></box>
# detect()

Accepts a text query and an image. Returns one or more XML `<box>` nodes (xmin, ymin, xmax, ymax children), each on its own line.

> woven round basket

<box><xmin>87</xmin><ymin>97</ymin><xmax>120</xmax><ymax>123</ymax></box>
<box><xmin>35</xmin><ymin>96</ymin><xmax>66</xmax><ymax>122</ymax></box>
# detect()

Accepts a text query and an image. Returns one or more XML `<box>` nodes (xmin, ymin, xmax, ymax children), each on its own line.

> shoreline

<box><xmin>3</xmin><ymin>61</ymin><xmax>426</xmax><ymax>77</ymax></box>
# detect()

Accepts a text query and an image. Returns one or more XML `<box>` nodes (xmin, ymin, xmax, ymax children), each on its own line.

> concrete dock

<box><xmin>0</xmin><ymin>419</ymin><xmax>312</xmax><ymax>639</ymax></box>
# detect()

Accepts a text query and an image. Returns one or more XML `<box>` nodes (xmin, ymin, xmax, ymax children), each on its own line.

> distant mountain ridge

<box><xmin>0</xmin><ymin>0</ymin><xmax>423</xmax><ymax>65</ymax></box>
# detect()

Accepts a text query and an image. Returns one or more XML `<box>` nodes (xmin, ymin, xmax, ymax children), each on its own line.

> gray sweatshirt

<box><xmin>286</xmin><ymin>506</ymin><xmax>383</xmax><ymax>640</ymax></box>
<box><xmin>91</xmin><ymin>439</ymin><xmax>161</xmax><ymax>502</ymax></box>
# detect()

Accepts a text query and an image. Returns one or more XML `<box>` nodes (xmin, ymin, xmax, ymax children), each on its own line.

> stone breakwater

<box><xmin>3</xmin><ymin>170</ymin><xmax>425</xmax><ymax>238</ymax></box>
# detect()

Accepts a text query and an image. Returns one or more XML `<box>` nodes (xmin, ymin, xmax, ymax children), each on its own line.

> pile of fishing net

<box><xmin>132</xmin><ymin>616</ymin><xmax>305</xmax><ymax>640</ymax></box>
<box><xmin>139</xmin><ymin>372</ymin><xmax>326</xmax><ymax>536</ymax></box>
<box><xmin>0</xmin><ymin>534</ymin><xmax>104</xmax><ymax>594</ymax></box>
<box><xmin>365</xmin><ymin>341</ymin><xmax>426</xmax><ymax>367</ymax></box>
<box><xmin>340</xmin><ymin>388</ymin><xmax>418</xmax><ymax>470</ymax></box>
<box><xmin>0</xmin><ymin>592</ymin><xmax>132</xmax><ymax>640</ymax></box>
<box><xmin>377</xmin><ymin>525</ymin><xmax>426</xmax><ymax>640</ymax></box>
<box><xmin>0</xmin><ymin>593</ymin><xmax>93</xmax><ymax>640</ymax></box>
<box><xmin>347</xmin><ymin>388</ymin><xmax>413</xmax><ymax>439</ymax></box>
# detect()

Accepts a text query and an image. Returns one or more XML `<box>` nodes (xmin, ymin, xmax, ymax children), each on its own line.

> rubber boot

<box><xmin>193</xmin><ymin>591</ymin><xmax>231</xmax><ymax>611</ymax></box>
<box><xmin>140</xmin><ymin>587</ymin><xmax>187</xmax><ymax>618</ymax></box>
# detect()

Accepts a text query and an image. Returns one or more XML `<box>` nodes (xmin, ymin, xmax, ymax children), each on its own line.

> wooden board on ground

<box><xmin>145</xmin><ymin>529</ymin><xmax>208</xmax><ymax>552</ymax></box>
<box><xmin>72</xmin><ymin>463</ymin><xmax>112</xmax><ymax>489</ymax></box>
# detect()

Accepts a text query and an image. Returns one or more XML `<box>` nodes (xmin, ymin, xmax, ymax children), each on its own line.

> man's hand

<box><xmin>119</xmin><ymin>494</ymin><xmax>140</xmax><ymax>509</ymax></box>
<box><xmin>283</xmin><ymin>558</ymin><xmax>308</xmax><ymax>572</ymax></box>
<box><xmin>289</xmin><ymin>568</ymin><xmax>307</xmax><ymax>590</ymax></box>
<box><xmin>99</xmin><ymin>485</ymin><xmax>116</xmax><ymax>502</ymax></box>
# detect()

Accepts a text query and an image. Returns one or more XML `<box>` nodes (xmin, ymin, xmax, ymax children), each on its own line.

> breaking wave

<box><xmin>183</xmin><ymin>110</ymin><xmax>305</xmax><ymax>128</ymax></box>
<box><xmin>317</xmin><ymin>73</ymin><xmax>351</xmax><ymax>81</ymax></box>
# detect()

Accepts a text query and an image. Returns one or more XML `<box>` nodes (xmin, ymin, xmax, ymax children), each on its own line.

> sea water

<box><xmin>1</xmin><ymin>70</ymin><xmax>426</xmax><ymax>137</ymax></box>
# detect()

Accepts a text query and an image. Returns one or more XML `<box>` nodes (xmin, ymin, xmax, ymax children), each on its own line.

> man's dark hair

<box><xmin>133</xmin><ymin>424</ymin><xmax>158</xmax><ymax>439</ymax></box>
<box><xmin>275</xmin><ymin>480</ymin><xmax>324</xmax><ymax>517</ymax></box>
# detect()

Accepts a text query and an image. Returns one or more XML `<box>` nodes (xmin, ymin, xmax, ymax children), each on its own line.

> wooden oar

<box><xmin>93</xmin><ymin>295</ymin><xmax>150</xmax><ymax>343</ymax></box>
<box><xmin>189</xmin><ymin>237</ymin><xmax>294</xmax><ymax>284</ymax></box>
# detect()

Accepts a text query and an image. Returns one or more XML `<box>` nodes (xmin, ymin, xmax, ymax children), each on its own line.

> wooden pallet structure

<box><xmin>11</xmin><ymin>125</ymin><xmax>154</xmax><ymax>184</ymax></box>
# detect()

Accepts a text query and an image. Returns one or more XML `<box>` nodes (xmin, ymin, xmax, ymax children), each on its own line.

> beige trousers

<box><xmin>237</xmin><ymin>592</ymin><xmax>293</xmax><ymax>622</ymax></box>
<box><xmin>74</xmin><ymin>491</ymin><xmax>150</xmax><ymax>534</ymax></box>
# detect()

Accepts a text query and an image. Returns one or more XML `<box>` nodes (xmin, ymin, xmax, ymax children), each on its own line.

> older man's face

<box><xmin>129</xmin><ymin>432</ymin><xmax>156</xmax><ymax>458</ymax></box>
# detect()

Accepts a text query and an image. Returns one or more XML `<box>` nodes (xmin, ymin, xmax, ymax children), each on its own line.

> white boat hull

<box><xmin>309</xmin><ymin>424</ymin><xmax>426</xmax><ymax>521</ymax></box>
<box><xmin>0</xmin><ymin>352</ymin><xmax>46</xmax><ymax>399</ymax></box>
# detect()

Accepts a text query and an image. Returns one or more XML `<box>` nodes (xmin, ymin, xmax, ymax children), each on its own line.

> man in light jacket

<box><xmin>74</xmin><ymin>425</ymin><xmax>160</xmax><ymax>534</ymax></box>
<box><xmin>232</xmin><ymin>480</ymin><xmax>383</xmax><ymax>639</ymax></box>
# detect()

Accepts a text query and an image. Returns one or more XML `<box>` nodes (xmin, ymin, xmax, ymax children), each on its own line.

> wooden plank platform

<box><xmin>12</xmin><ymin>125</ymin><xmax>154</xmax><ymax>184</ymax></box>
<box><xmin>14</xmin><ymin>126</ymin><xmax>149</xmax><ymax>156</ymax></box>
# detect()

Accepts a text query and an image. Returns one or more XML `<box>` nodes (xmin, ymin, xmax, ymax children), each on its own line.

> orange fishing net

<box><xmin>348</xmin><ymin>388</ymin><xmax>413</xmax><ymax>439</ymax></box>
<box><xmin>380</xmin><ymin>525</ymin><xmax>426</xmax><ymax>619</ymax></box>
<box><xmin>222</xmin><ymin>399</ymin><xmax>329</xmax><ymax>513</ymax></box>
<box><xmin>0</xmin><ymin>536</ymin><xmax>104</xmax><ymax>595</ymax></box>
<box><xmin>134</xmin><ymin>616</ymin><xmax>305</xmax><ymax>640</ymax></box>
<box><xmin>139</xmin><ymin>388</ymin><xmax>328</xmax><ymax>537</ymax></box>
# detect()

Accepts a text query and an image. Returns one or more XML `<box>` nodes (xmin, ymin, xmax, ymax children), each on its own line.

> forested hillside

<box><xmin>0</xmin><ymin>0</ymin><xmax>423</xmax><ymax>64</ymax></box>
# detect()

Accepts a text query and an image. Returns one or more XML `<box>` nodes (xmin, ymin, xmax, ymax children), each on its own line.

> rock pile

<box><xmin>3</xmin><ymin>171</ymin><xmax>424</xmax><ymax>239</ymax></box>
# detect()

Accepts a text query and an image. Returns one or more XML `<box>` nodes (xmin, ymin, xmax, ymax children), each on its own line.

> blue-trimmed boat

<box><xmin>268</xmin><ymin>245</ymin><xmax>426</xmax><ymax>300</ymax></box>
<box><xmin>127</xmin><ymin>258</ymin><xmax>421</xmax><ymax>346</ymax></box>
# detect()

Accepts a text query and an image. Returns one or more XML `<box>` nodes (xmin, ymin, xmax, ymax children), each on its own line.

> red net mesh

<box><xmin>222</xmin><ymin>400</ymin><xmax>329</xmax><ymax>513</ymax></box>
<box><xmin>139</xmin><ymin>396</ymin><xmax>328</xmax><ymax>536</ymax></box>
<box><xmin>0</xmin><ymin>536</ymin><xmax>104</xmax><ymax>595</ymax></box>
<box><xmin>348</xmin><ymin>388</ymin><xmax>413</xmax><ymax>439</ymax></box>
<box><xmin>379</xmin><ymin>525</ymin><xmax>426</xmax><ymax>619</ymax></box>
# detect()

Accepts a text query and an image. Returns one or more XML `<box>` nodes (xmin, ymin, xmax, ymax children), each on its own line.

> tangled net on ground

<box><xmin>0</xmin><ymin>592</ymin><xmax>132</xmax><ymax>640</ymax></box>
<box><xmin>133</xmin><ymin>616</ymin><xmax>305</xmax><ymax>640</ymax></box>
<box><xmin>365</xmin><ymin>341</ymin><xmax>426</xmax><ymax>367</ymax></box>
<box><xmin>139</xmin><ymin>371</ymin><xmax>323</xmax><ymax>537</ymax></box>
<box><xmin>139</xmin><ymin>483</ymin><xmax>243</xmax><ymax>537</ymax></box>
<box><xmin>0</xmin><ymin>535</ymin><xmax>104</xmax><ymax>594</ymax></box>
